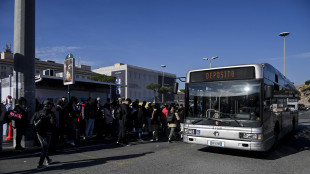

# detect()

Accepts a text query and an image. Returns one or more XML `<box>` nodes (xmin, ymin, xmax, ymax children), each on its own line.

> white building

<box><xmin>93</xmin><ymin>63</ymin><xmax>176</xmax><ymax>102</ymax></box>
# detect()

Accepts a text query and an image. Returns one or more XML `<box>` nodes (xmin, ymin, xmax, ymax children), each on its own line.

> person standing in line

<box><xmin>103</xmin><ymin>103</ymin><xmax>114</xmax><ymax>140</ymax></box>
<box><xmin>84</xmin><ymin>97</ymin><xmax>96</xmax><ymax>140</ymax></box>
<box><xmin>31</xmin><ymin>100</ymin><xmax>56</xmax><ymax>170</ymax></box>
<box><xmin>111</xmin><ymin>99</ymin><xmax>121</xmax><ymax>137</ymax></box>
<box><xmin>167</xmin><ymin>106</ymin><xmax>180</xmax><ymax>143</ymax></box>
<box><xmin>14</xmin><ymin>97</ymin><xmax>30</xmax><ymax>150</ymax></box>
<box><xmin>5</xmin><ymin>96</ymin><xmax>13</xmax><ymax>137</ymax></box>
<box><xmin>177</xmin><ymin>104</ymin><xmax>185</xmax><ymax>138</ymax></box>
<box><xmin>66</xmin><ymin>97</ymin><xmax>78</xmax><ymax>146</ymax></box>
<box><xmin>95</xmin><ymin>98</ymin><xmax>104</xmax><ymax>139</ymax></box>
<box><xmin>150</xmin><ymin>103</ymin><xmax>161</xmax><ymax>142</ymax></box>
<box><xmin>117</xmin><ymin>98</ymin><xmax>131</xmax><ymax>145</ymax></box>
<box><xmin>161</xmin><ymin>104</ymin><xmax>169</xmax><ymax>136</ymax></box>
<box><xmin>146</xmin><ymin>103</ymin><xmax>153</xmax><ymax>135</ymax></box>
<box><xmin>136</xmin><ymin>102</ymin><xmax>146</xmax><ymax>141</ymax></box>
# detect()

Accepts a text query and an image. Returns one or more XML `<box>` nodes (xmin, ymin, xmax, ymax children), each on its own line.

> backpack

<box><xmin>166</xmin><ymin>112</ymin><xmax>176</xmax><ymax>123</ymax></box>
<box><xmin>34</xmin><ymin>111</ymin><xmax>54</xmax><ymax>132</ymax></box>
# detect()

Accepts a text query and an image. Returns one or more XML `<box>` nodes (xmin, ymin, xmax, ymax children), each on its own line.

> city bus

<box><xmin>182</xmin><ymin>63</ymin><xmax>299</xmax><ymax>151</ymax></box>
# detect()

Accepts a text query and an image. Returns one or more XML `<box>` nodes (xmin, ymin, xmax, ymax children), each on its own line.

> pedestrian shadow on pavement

<box><xmin>198</xmin><ymin>125</ymin><xmax>310</xmax><ymax>160</ymax></box>
<box><xmin>3</xmin><ymin>152</ymin><xmax>154</xmax><ymax>174</ymax></box>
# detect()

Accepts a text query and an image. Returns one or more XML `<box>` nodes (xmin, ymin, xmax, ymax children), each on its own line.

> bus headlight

<box><xmin>240</xmin><ymin>133</ymin><xmax>262</xmax><ymax>140</ymax></box>
<box><xmin>184</xmin><ymin>128</ymin><xmax>196</xmax><ymax>135</ymax></box>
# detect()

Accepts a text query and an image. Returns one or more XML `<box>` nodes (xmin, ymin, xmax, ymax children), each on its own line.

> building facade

<box><xmin>93</xmin><ymin>63</ymin><xmax>176</xmax><ymax>102</ymax></box>
<box><xmin>0</xmin><ymin>50</ymin><xmax>99</xmax><ymax>80</ymax></box>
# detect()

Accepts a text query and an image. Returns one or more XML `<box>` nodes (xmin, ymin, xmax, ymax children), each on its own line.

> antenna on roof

<box><xmin>78</xmin><ymin>57</ymin><xmax>81</xmax><ymax>66</ymax></box>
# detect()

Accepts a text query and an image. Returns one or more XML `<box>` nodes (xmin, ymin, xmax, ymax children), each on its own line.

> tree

<box><xmin>305</xmin><ymin>80</ymin><xmax>310</xmax><ymax>85</ymax></box>
<box><xmin>179</xmin><ymin>89</ymin><xmax>185</xmax><ymax>93</ymax></box>
<box><xmin>90</xmin><ymin>74</ymin><xmax>116</xmax><ymax>83</ymax></box>
<box><xmin>302</xmin><ymin>87</ymin><xmax>310</xmax><ymax>92</ymax></box>
<box><xmin>146</xmin><ymin>83</ymin><xmax>161</xmax><ymax>102</ymax></box>
<box><xmin>158</xmin><ymin>86</ymin><xmax>173</xmax><ymax>103</ymax></box>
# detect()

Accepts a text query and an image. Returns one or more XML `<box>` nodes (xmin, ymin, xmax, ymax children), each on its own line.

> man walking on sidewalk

<box><xmin>31</xmin><ymin>100</ymin><xmax>56</xmax><ymax>170</ymax></box>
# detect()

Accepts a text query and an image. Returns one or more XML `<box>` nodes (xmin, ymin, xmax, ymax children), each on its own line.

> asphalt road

<box><xmin>1</xmin><ymin>110</ymin><xmax>309</xmax><ymax>174</ymax></box>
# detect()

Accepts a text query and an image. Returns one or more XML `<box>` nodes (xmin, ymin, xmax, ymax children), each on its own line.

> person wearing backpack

<box><xmin>31</xmin><ymin>100</ymin><xmax>56</xmax><ymax>170</ymax></box>
<box><xmin>167</xmin><ymin>106</ymin><xmax>180</xmax><ymax>143</ymax></box>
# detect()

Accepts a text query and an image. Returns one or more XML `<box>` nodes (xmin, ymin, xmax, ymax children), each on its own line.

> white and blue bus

<box><xmin>183</xmin><ymin>63</ymin><xmax>299</xmax><ymax>151</ymax></box>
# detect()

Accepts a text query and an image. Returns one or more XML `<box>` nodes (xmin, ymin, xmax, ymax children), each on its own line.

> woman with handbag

<box><xmin>167</xmin><ymin>106</ymin><xmax>180</xmax><ymax>143</ymax></box>
<box><xmin>14</xmin><ymin>97</ymin><xmax>30</xmax><ymax>150</ymax></box>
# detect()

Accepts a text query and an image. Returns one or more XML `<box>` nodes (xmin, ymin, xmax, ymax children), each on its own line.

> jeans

<box><xmin>136</xmin><ymin>128</ymin><xmax>142</xmax><ymax>139</ymax></box>
<box><xmin>85</xmin><ymin>118</ymin><xmax>95</xmax><ymax>139</ymax></box>
<box><xmin>146</xmin><ymin>117</ymin><xmax>152</xmax><ymax>133</ymax></box>
<box><xmin>168</xmin><ymin>127</ymin><xmax>176</xmax><ymax>139</ymax></box>
<box><xmin>152</xmin><ymin>124</ymin><xmax>159</xmax><ymax>140</ymax></box>
<box><xmin>37</xmin><ymin>133</ymin><xmax>51</xmax><ymax>166</ymax></box>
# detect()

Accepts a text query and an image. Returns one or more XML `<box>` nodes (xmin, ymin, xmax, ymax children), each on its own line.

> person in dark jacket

<box><xmin>14</xmin><ymin>97</ymin><xmax>30</xmax><ymax>150</ymax></box>
<box><xmin>84</xmin><ymin>97</ymin><xmax>96</xmax><ymax>140</ymax></box>
<box><xmin>150</xmin><ymin>103</ymin><xmax>161</xmax><ymax>142</ymax></box>
<box><xmin>31</xmin><ymin>100</ymin><xmax>56</xmax><ymax>170</ymax></box>
<box><xmin>136</xmin><ymin>103</ymin><xmax>145</xmax><ymax>141</ymax></box>
<box><xmin>117</xmin><ymin>98</ymin><xmax>131</xmax><ymax>145</ymax></box>
<box><xmin>66</xmin><ymin>97</ymin><xmax>78</xmax><ymax>146</ymax></box>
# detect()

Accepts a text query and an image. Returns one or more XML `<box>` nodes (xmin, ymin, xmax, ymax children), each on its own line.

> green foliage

<box><xmin>146</xmin><ymin>83</ymin><xmax>161</xmax><ymax>102</ymax></box>
<box><xmin>179</xmin><ymin>89</ymin><xmax>185</xmax><ymax>93</ymax></box>
<box><xmin>305</xmin><ymin>80</ymin><xmax>310</xmax><ymax>85</ymax></box>
<box><xmin>90</xmin><ymin>74</ymin><xmax>116</xmax><ymax>83</ymax></box>
<box><xmin>301</xmin><ymin>87</ymin><xmax>310</xmax><ymax>92</ymax></box>
<box><xmin>158</xmin><ymin>86</ymin><xmax>173</xmax><ymax>94</ymax></box>
<box><xmin>146</xmin><ymin>83</ymin><xmax>161</xmax><ymax>91</ymax></box>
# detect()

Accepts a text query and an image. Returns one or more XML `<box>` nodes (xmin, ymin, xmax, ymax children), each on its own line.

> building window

<box><xmin>76</xmin><ymin>75</ymin><xmax>80</xmax><ymax>79</ymax></box>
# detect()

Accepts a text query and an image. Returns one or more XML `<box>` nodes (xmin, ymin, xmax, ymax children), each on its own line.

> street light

<box><xmin>203</xmin><ymin>56</ymin><xmax>219</xmax><ymax>68</ymax></box>
<box><xmin>279</xmin><ymin>32</ymin><xmax>290</xmax><ymax>76</ymax></box>
<box><xmin>161</xmin><ymin>65</ymin><xmax>166</xmax><ymax>103</ymax></box>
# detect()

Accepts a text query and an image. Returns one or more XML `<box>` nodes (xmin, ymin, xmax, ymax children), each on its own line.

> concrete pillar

<box><xmin>13</xmin><ymin>0</ymin><xmax>36</xmax><ymax>147</ymax></box>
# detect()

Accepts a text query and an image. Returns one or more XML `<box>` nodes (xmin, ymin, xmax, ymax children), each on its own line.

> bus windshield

<box><xmin>186</xmin><ymin>80</ymin><xmax>261</xmax><ymax>123</ymax></box>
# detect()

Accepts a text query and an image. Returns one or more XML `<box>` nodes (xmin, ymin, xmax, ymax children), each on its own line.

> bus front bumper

<box><xmin>184</xmin><ymin>135</ymin><xmax>268</xmax><ymax>151</ymax></box>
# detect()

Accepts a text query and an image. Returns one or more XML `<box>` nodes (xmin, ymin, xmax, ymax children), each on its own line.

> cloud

<box><xmin>35</xmin><ymin>46</ymin><xmax>80</xmax><ymax>63</ymax></box>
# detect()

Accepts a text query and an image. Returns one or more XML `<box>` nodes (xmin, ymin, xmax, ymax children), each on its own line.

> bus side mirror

<box><xmin>265</xmin><ymin>85</ymin><xmax>273</xmax><ymax>99</ymax></box>
<box><xmin>173</xmin><ymin>82</ymin><xmax>179</xmax><ymax>94</ymax></box>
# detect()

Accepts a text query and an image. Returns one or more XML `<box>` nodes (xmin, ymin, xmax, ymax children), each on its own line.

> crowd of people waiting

<box><xmin>0</xmin><ymin>95</ymin><xmax>185</xmax><ymax>152</ymax></box>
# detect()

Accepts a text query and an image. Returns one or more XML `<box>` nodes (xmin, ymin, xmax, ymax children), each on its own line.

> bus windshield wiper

<box><xmin>217</xmin><ymin>112</ymin><xmax>244</xmax><ymax>127</ymax></box>
<box><xmin>192</xmin><ymin>119</ymin><xmax>203</xmax><ymax>124</ymax></box>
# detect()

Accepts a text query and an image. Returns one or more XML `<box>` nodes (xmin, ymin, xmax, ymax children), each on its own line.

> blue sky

<box><xmin>1</xmin><ymin>0</ymin><xmax>310</xmax><ymax>88</ymax></box>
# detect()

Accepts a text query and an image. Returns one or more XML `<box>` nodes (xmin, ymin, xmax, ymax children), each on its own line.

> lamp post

<box><xmin>161</xmin><ymin>65</ymin><xmax>166</xmax><ymax>103</ymax></box>
<box><xmin>203</xmin><ymin>56</ymin><xmax>219</xmax><ymax>68</ymax></box>
<box><xmin>279</xmin><ymin>32</ymin><xmax>290</xmax><ymax>76</ymax></box>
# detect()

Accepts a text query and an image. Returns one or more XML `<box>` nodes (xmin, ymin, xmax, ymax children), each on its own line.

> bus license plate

<box><xmin>208</xmin><ymin>141</ymin><xmax>224</xmax><ymax>147</ymax></box>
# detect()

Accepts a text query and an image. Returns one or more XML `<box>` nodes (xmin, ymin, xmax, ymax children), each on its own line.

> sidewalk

<box><xmin>0</xmin><ymin>136</ymin><xmax>116</xmax><ymax>158</ymax></box>
<box><xmin>1</xmin><ymin>132</ymin><xmax>155</xmax><ymax>158</ymax></box>
<box><xmin>1</xmin><ymin>138</ymin><xmax>41</xmax><ymax>157</ymax></box>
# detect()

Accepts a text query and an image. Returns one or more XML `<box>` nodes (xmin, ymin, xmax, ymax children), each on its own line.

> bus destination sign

<box><xmin>190</xmin><ymin>67</ymin><xmax>255</xmax><ymax>83</ymax></box>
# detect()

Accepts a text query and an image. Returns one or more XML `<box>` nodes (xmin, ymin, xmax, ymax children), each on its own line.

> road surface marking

<box><xmin>164</xmin><ymin>148</ymin><xmax>180</xmax><ymax>152</ymax></box>
<box><xmin>76</xmin><ymin>153</ymin><xmax>97</xmax><ymax>159</ymax></box>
